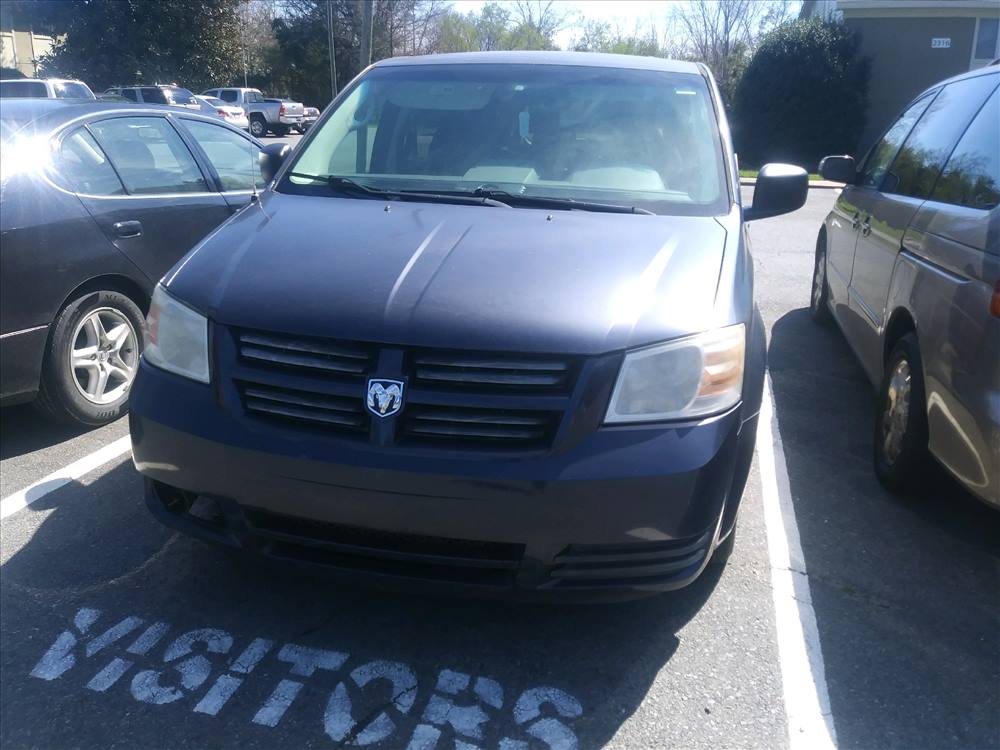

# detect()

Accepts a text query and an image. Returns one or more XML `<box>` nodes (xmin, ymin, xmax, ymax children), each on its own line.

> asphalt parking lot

<box><xmin>270</xmin><ymin>129</ymin><xmax>308</xmax><ymax>150</ymax></box>
<box><xmin>1</xmin><ymin>186</ymin><xmax>997</xmax><ymax>750</ymax></box>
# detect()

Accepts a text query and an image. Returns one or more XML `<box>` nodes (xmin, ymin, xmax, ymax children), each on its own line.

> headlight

<box><xmin>144</xmin><ymin>285</ymin><xmax>210</xmax><ymax>383</ymax></box>
<box><xmin>605</xmin><ymin>324</ymin><xmax>745</xmax><ymax>423</ymax></box>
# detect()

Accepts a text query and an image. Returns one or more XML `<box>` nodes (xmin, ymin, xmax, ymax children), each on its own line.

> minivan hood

<box><xmin>165</xmin><ymin>192</ymin><xmax>728</xmax><ymax>355</ymax></box>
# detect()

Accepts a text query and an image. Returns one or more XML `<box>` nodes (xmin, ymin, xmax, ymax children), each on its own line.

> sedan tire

<box><xmin>36</xmin><ymin>290</ymin><xmax>146</xmax><ymax>426</ymax></box>
<box><xmin>873</xmin><ymin>333</ymin><xmax>929</xmax><ymax>494</ymax></box>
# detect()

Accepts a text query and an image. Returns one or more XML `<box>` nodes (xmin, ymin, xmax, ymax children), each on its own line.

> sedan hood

<box><xmin>165</xmin><ymin>192</ymin><xmax>729</xmax><ymax>355</ymax></box>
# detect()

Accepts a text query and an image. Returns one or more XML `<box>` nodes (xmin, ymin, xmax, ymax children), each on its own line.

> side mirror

<box><xmin>818</xmin><ymin>155</ymin><xmax>856</xmax><ymax>184</ymax></box>
<box><xmin>744</xmin><ymin>163</ymin><xmax>808</xmax><ymax>221</ymax></box>
<box><xmin>259</xmin><ymin>143</ymin><xmax>291</xmax><ymax>183</ymax></box>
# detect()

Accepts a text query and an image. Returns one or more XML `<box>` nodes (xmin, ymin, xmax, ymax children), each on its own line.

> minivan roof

<box><xmin>0</xmin><ymin>77</ymin><xmax>87</xmax><ymax>84</ymax></box>
<box><xmin>373</xmin><ymin>50</ymin><xmax>703</xmax><ymax>76</ymax></box>
<box><xmin>924</xmin><ymin>64</ymin><xmax>999</xmax><ymax>91</ymax></box>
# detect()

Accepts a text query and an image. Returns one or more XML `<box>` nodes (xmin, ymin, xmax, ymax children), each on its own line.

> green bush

<box><xmin>733</xmin><ymin>18</ymin><xmax>870</xmax><ymax>172</ymax></box>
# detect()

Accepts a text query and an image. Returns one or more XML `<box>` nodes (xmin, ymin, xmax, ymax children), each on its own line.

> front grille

<box><xmin>547</xmin><ymin>531</ymin><xmax>712</xmax><ymax>588</ymax></box>
<box><xmin>238</xmin><ymin>331</ymin><xmax>375</xmax><ymax>380</ymax></box>
<box><xmin>409</xmin><ymin>351</ymin><xmax>575</xmax><ymax>394</ymax></box>
<box><xmin>230</xmin><ymin>327</ymin><xmax>576</xmax><ymax>452</ymax></box>
<box><xmin>239</xmin><ymin>381</ymin><xmax>367</xmax><ymax>434</ymax></box>
<box><xmin>243</xmin><ymin>509</ymin><xmax>524</xmax><ymax>587</ymax></box>
<box><xmin>402</xmin><ymin>404</ymin><xmax>558</xmax><ymax>447</ymax></box>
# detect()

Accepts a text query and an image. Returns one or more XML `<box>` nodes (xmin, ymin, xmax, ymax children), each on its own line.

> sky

<box><xmin>450</xmin><ymin>1</ymin><xmax>803</xmax><ymax>50</ymax></box>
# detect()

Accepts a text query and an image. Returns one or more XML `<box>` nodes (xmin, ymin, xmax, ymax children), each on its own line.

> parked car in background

<box><xmin>300</xmin><ymin>105</ymin><xmax>320</xmax><ymax>132</ymax></box>
<box><xmin>0</xmin><ymin>78</ymin><xmax>95</xmax><ymax>99</ymax></box>
<box><xmin>265</xmin><ymin>97</ymin><xmax>316</xmax><ymax>133</ymax></box>
<box><xmin>0</xmin><ymin>100</ymin><xmax>272</xmax><ymax>426</ymax></box>
<box><xmin>194</xmin><ymin>95</ymin><xmax>250</xmax><ymax>130</ymax></box>
<box><xmin>130</xmin><ymin>51</ymin><xmax>807</xmax><ymax>599</ymax></box>
<box><xmin>104</xmin><ymin>85</ymin><xmax>201</xmax><ymax>109</ymax></box>
<box><xmin>812</xmin><ymin>66</ymin><xmax>999</xmax><ymax>508</ymax></box>
<box><xmin>201</xmin><ymin>87</ymin><xmax>304</xmax><ymax>137</ymax></box>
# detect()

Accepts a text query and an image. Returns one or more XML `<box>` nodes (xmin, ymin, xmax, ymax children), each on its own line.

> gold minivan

<box><xmin>811</xmin><ymin>65</ymin><xmax>999</xmax><ymax>507</ymax></box>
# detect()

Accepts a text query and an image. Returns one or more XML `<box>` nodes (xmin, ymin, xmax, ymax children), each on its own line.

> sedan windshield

<box><xmin>284</xmin><ymin>63</ymin><xmax>729</xmax><ymax>216</ymax></box>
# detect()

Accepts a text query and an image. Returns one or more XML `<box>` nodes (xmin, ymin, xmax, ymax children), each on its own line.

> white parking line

<box><xmin>758</xmin><ymin>377</ymin><xmax>838</xmax><ymax>750</ymax></box>
<box><xmin>0</xmin><ymin>436</ymin><xmax>132</xmax><ymax>520</ymax></box>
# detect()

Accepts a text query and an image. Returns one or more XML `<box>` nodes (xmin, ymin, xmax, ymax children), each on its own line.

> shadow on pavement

<box><xmin>768</xmin><ymin>307</ymin><xmax>1000</xmax><ymax>750</ymax></box>
<box><xmin>0</xmin><ymin>404</ymin><xmax>95</xmax><ymax>462</ymax></box>
<box><xmin>1</xmin><ymin>459</ymin><xmax>721</xmax><ymax>749</ymax></box>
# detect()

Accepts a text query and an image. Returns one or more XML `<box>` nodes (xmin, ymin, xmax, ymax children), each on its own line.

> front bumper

<box><xmin>130</xmin><ymin>362</ymin><xmax>759</xmax><ymax>598</ymax></box>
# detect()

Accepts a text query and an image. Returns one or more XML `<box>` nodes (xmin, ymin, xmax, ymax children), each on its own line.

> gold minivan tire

<box><xmin>809</xmin><ymin>233</ymin><xmax>832</xmax><ymax>324</ymax></box>
<box><xmin>873</xmin><ymin>333</ymin><xmax>929</xmax><ymax>494</ymax></box>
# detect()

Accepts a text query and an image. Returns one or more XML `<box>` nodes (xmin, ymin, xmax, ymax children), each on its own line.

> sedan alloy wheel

<box><xmin>70</xmin><ymin>307</ymin><xmax>139</xmax><ymax>404</ymax></box>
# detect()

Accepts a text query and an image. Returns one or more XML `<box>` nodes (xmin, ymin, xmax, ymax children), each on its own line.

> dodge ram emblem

<box><xmin>366</xmin><ymin>379</ymin><xmax>404</xmax><ymax>417</ymax></box>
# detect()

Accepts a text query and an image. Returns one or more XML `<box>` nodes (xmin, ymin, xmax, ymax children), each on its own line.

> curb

<box><xmin>740</xmin><ymin>177</ymin><xmax>842</xmax><ymax>190</ymax></box>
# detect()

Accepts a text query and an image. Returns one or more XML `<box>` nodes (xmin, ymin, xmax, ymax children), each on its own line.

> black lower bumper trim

<box><xmin>145</xmin><ymin>478</ymin><xmax>717</xmax><ymax>597</ymax></box>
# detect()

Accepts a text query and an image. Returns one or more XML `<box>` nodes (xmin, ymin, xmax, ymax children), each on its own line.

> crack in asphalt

<box><xmin>334</xmin><ymin>683</ymin><xmax>420</xmax><ymax>748</ymax></box>
<box><xmin>1</xmin><ymin>533</ymin><xmax>182</xmax><ymax>600</ymax></box>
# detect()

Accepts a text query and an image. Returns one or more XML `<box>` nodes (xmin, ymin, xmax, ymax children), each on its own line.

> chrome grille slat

<box><xmin>403</xmin><ymin>405</ymin><xmax>556</xmax><ymax>445</ymax></box>
<box><xmin>410</xmin><ymin>351</ymin><xmax>575</xmax><ymax>394</ymax></box>
<box><xmin>245</xmin><ymin>400</ymin><xmax>363</xmax><ymax>428</ymax></box>
<box><xmin>415</xmin><ymin>356</ymin><xmax>568</xmax><ymax>371</ymax></box>
<box><xmin>412</xmin><ymin>411</ymin><xmax>547</xmax><ymax>426</ymax></box>
<box><xmin>239</xmin><ymin>380</ymin><xmax>365</xmax><ymax>433</ymax></box>
<box><xmin>239</xmin><ymin>333</ymin><xmax>370</xmax><ymax>359</ymax></box>
<box><xmin>408</xmin><ymin>424</ymin><xmax>546</xmax><ymax>440</ymax></box>
<box><xmin>241</xmin><ymin>346</ymin><xmax>368</xmax><ymax>374</ymax></box>
<box><xmin>414</xmin><ymin>368</ymin><xmax>565</xmax><ymax>387</ymax></box>
<box><xmin>243</xmin><ymin>387</ymin><xmax>361</xmax><ymax>414</ymax></box>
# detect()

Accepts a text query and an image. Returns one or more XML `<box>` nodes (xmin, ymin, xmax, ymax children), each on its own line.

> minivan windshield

<box><xmin>284</xmin><ymin>64</ymin><xmax>730</xmax><ymax>216</ymax></box>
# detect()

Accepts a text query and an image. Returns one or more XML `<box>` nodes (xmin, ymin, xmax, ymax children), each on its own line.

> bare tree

<box><xmin>510</xmin><ymin>0</ymin><xmax>574</xmax><ymax>39</ymax></box>
<box><xmin>380</xmin><ymin>0</ymin><xmax>448</xmax><ymax>56</ymax></box>
<box><xmin>238</xmin><ymin>0</ymin><xmax>278</xmax><ymax>85</ymax></box>
<box><xmin>671</xmin><ymin>0</ymin><xmax>791</xmax><ymax>104</ymax></box>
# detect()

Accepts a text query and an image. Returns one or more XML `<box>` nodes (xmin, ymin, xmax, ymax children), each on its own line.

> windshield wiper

<box><xmin>286</xmin><ymin>173</ymin><xmax>510</xmax><ymax>208</ymax></box>
<box><xmin>470</xmin><ymin>186</ymin><xmax>654</xmax><ymax>215</ymax></box>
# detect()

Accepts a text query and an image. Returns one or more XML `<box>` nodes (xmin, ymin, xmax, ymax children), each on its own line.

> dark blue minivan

<box><xmin>129</xmin><ymin>52</ymin><xmax>806</xmax><ymax>598</ymax></box>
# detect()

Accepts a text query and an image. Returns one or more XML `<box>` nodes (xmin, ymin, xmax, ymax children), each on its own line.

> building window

<box><xmin>973</xmin><ymin>18</ymin><xmax>999</xmax><ymax>63</ymax></box>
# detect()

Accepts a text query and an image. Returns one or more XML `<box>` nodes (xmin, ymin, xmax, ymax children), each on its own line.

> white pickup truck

<box><xmin>201</xmin><ymin>87</ymin><xmax>304</xmax><ymax>137</ymax></box>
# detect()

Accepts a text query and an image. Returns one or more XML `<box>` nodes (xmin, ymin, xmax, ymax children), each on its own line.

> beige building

<box><xmin>0</xmin><ymin>27</ymin><xmax>57</xmax><ymax>77</ymax></box>
<box><xmin>800</xmin><ymin>0</ymin><xmax>1000</xmax><ymax>150</ymax></box>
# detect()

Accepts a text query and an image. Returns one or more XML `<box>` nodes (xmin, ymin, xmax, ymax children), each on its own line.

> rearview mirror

<box><xmin>744</xmin><ymin>163</ymin><xmax>808</xmax><ymax>222</ymax></box>
<box><xmin>259</xmin><ymin>143</ymin><xmax>292</xmax><ymax>183</ymax></box>
<box><xmin>818</xmin><ymin>155</ymin><xmax>856</xmax><ymax>184</ymax></box>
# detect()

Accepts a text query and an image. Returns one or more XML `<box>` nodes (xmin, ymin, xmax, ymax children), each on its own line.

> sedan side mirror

<box><xmin>744</xmin><ymin>163</ymin><xmax>808</xmax><ymax>221</ymax></box>
<box><xmin>259</xmin><ymin>143</ymin><xmax>292</xmax><ymax>183</ymax></box>
<box><xmin>818</xmin><ymin>155</ymin><xmax>856</xmax><ymax>184</ymax></box>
